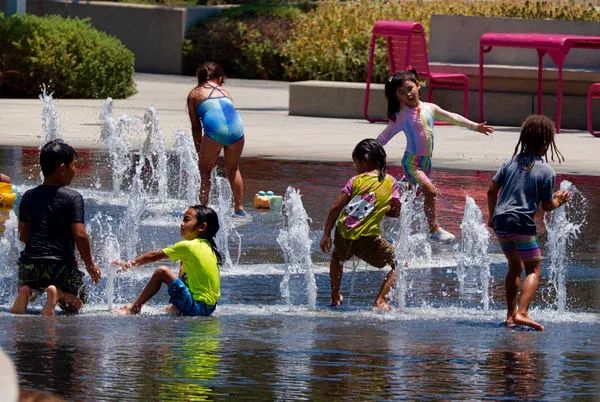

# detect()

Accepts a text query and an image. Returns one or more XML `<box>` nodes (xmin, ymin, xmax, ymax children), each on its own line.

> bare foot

<box><xmin>115</xmin><ymin>303</ymin><xmax>141</xmax><ymax>315</ymax></box>
<box><xmin>514</xmin><ymin>312</ymin><xmax>544</xmax><ymax>331</ymax></box>
<box><xmin>372</xmin><ymin>302</ymin><xmax>392</xmax><ymax>313</ymax></box>
<box><xmin>41</xmin><ymin>286</ymin><xmax>58</xmax><ymax>316</ymax></box>
<box><xmin>330</xmin><ymin>294</ymin><xmax>343</xmax><ymax>307</ymax></box>
<box><xmin>11</xmin><ymin>285</ymin><xmax>31</xmax><ymax>314</ymax></box>
<box><xmin>505</xmin><ymin>315</ymin><xmax>515</xmax><ymax>327</ymax></box>
<box><xmin>161</xmin><ymin>304</ymin><xmax>179</xmax><ymax>314</ymax></box>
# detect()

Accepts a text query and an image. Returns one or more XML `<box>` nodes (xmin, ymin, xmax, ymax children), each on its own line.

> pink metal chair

<box><xmin>587</xmin><ymin>82</ymin><xmax>600</xmax><ymax>137</ymax></box>
<box><xmin>363</xmin><ymin>20</ymin><xmax>469</xmax><ymax>122</ymax></box>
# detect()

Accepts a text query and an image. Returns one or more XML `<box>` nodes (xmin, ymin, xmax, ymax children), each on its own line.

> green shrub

<box><xmin>0</xmin><ymin>13</ymin><xmax>136</xmax><ymax>98</ymax></box>
<box><xmin>284</xmin><ymin>0</ymin><xmax>600</xmax><ymax>83</ymax></box>
<box><xmin>183</xmin><ymin>3</ymin><xmax>308</xmax><ymax>79</ymax></box>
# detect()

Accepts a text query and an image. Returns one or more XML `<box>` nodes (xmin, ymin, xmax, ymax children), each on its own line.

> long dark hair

<box><xmin>513</xmin><ymin>115</ymin><xmax>565</xmax><ymax>171</ymax></box>
<box><xmin>190</xmin><ymin>204</ymin><xmax>222</xmax><ymax>264</ymax></box>
<box><xmin>352</xmin><ymin>138</ymin><xmax>387</xmax><ymax>182</ymax></box>
<box><xmin>384</xmin><ymin>68</ymin><xmax>420</xmax><ymax>121</ymax></box>
<box><xmin>196</xmin><ymin>61</ymin><xmax>225</xmax><ymax>86</ymax></box>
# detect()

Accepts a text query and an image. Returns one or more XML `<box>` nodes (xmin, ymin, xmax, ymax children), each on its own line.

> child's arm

<box><xmin>486</xmin><ymin>180</ymin><xmax>501</xmax><ymax>228</ymax></box>
<box><xmin>113</xmin><ymin>249</ymin><xmax>168</xmax><ymax>271</ymax></box>
<box><xmin>319</xmin><ymin>192</ymin><xmax>351</xmax><ymax>253</ymax></box>
<box><xmin>386</xmin><ymin>198</ymin><xmax>401</xmax><ymax>217</ymax></box>
<box><xmin>431</xmin><ymin>104</ymin><xmax>494</xmax><ymax>135</ymax></box>
<box><xmin>0</xmin><ymin>173</ymin><xmax>10</xmax><ymax>183</ymax></box>
<box><xmin>376</xmin><ymin>118</ymin><xmax>402</xmax><ymax>145</ymax></box>
<box><xmin>18</xmin><ymin>221</ymin><xmax>28</xmax><ymax>243</ymax></box>
<box><xmin>72</xmin><ymin>223</ymin><xmax>101</xmax><ymax>283</ymax></box>
<box><xmin>541</xmin><ymin>190</ymin><xmax>571</xmax><ymax>212</ymax></box>
<box><xmin>187</xmin><ymin>89</ymin><xmax>204</xmax><ymax>154</ymax></box>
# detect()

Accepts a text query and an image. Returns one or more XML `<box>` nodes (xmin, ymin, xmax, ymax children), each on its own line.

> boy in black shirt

<box><xmin>11</xmin><ymin>140</ymin><xmax>101</xmax><ymax>315</ymax></box>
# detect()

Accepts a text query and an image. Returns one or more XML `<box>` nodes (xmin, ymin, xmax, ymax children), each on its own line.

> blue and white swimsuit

<box><xmin>197</xmin><ymin>85</ymin><xmax>245</xmax><ymax>146</ymax></box>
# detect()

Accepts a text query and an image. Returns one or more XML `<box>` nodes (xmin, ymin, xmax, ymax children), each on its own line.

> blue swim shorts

<box><xmin>167</xmin><ymin>278</ymin><xmax>216</xmax><ymax>317</ymax></box>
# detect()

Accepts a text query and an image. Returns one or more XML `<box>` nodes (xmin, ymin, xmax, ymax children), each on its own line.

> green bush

<box><xmin>284</xmin><ymin>0</ymin><xmax>600</xmax><ymax>83</ymax></box>
<box><xmin>183</xmin><ymin>3</ymin><xmax>309</xmax><ymax>79</ymax></box>
<box><xmin>0</xmin><ymin>13</ymin><xmax>136</xmax><ymax>98</ymax></box>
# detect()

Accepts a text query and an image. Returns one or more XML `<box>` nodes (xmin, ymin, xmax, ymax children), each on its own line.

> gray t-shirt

<box><xmin>492</xmin><ymin>155</ymin><xmax>555</xmax><ymax>235</ymax></box>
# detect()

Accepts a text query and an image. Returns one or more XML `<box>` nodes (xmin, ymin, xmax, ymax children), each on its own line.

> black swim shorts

<box><xmin>17</xmin><ymin>262</ymin><xmax>87</xmax><ymax>303</ymax></box>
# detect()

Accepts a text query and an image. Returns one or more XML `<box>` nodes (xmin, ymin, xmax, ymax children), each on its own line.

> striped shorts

<box><xmin>494</xmin><ymin>231</ymin><xmax>542</xmax><ymax>262</ymax></box>
<box><xmin>401</xmin><ymin>152</ymin><xmax>432</xmax><ymax>186</ymax></box>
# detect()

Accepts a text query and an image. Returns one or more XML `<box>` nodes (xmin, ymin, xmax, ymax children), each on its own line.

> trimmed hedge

<box><xmin>185</xmin><ymin>0</ymin><xmax>600</xmax><ymax>83</ymax></box>
<box><xmin>0</xmin><ymin>13</ymin><xmax>136</xmax><ymax>98</ymax></box>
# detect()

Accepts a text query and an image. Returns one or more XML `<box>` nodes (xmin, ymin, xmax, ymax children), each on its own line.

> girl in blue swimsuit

<box><xmin>187</xmin><ymin>62</ymin><xmax>246</xmax><ymax>216</ymax></box>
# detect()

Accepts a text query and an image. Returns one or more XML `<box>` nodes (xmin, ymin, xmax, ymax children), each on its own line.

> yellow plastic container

<box><xmin>0</xmin><ymin>182</ymin><xmax>16</xmax><ymax>207</ymax></box>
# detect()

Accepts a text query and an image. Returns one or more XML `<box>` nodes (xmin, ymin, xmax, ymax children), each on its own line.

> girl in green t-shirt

<box><xmin>113</xmin><ymin>205</ymin><xmax>221</xmax><ymax>316</ymax></box>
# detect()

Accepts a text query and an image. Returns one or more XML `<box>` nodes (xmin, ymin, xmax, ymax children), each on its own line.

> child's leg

<box><xmin>373</xmin><ymin>264</ymin><xmax>397</xmax><ymax>311</ymax></box>
<box><xmin>513</xmin><ymin>260</ymin><xmax>544</xmax><ymax>331</ymax></box>
<box><xmin>329</xmin><ymin>255</ymin><xmax>344</xmax><ymax>306</ymax></box>
<box><xmin>11</xmin><ymin>285</ymin><xmax>31</xmax><ymax>314</ymax></box>
<box><xmin>505</xmin><ymin>256</ymin><xmax>524</xmax><ymax>325</ymax></box>
<box><xmin>119</xmin><ymin>266</ymin><xmax>177</xmax><ymax>315</ymax></box>
<box><xmin>41</xmin><ymin>285</ymin><xmax>58</xmax><ymax>316</ymax></box>
<box><xmin>223</xmin><ymin>137</ymin><xmax>245</xmax><ymax>212</ymax></box>
<box><xmin>198</xmin><ymin>136</ymin><xmax>224</xmax><ymax>205</ymax></box>
<box><xmin>419</xmin><ymin>179</ymin><xmax>439</xmax><ymax>232</ymax></box>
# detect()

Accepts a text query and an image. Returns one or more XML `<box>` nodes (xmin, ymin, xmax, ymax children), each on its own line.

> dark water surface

<box><xmin>0</xmin><ymin>147</ymin><xmax>598</xmax><ymax>400</ymax></box>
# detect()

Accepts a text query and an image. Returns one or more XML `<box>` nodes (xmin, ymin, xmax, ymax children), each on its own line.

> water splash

<box><xmin>173</xmin><ymin>130</ymin><xmax>200</xmax><ymax>204</ymax></box>
<box><xmin>40</xmin><ymin>85</ymin><xmax>61</xmax><ymax>145</ymax></box>
<box><xmin>89</xmin><ymin>213</ymin><xmax>121</xmax><ymax>310</ymax></box>
<box><xmin>99</xmin><ymin>98</ymin><xmax>133</xmax><ymax>194</ymax></box>
<box><xmin>142</xmin><ymin>107</ymin><xmax>168</xmax><ymax>199</ymax></box>
<box><xmin>209</xmin><ymin>169</ymin><xmax>241</xmax><ymax>270</ymax></box>
<box><xmin>387</xmin><ymin>184</ymin><xmax>432</xmax><ymax>309</ymax></box>
<box><xmin>544</xmin><ymin>180</ymin><xmax>587</xmax><ymax>312</ymax></box>
<box><xmin>276</xmin><ymin>187</ymin><xmax>317</xmax><ymax>309</ymax></box>
<box><xmin>0</xmin><ymin>210</ymin><xmax>21</xmax><ymax>302</ymax></box>
<box><xmin>456</xmin><ymin>196</ymin><xmax>491</xmax><ymax>311</ymax></box>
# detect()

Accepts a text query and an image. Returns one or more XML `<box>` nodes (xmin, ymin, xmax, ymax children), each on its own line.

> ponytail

<box><xmin>190</xmin><ymin>204</ymin><xmax>222</xmax><ymax>264</ymax></box>
<box><xmin>196</xmin><ymin>61</ymin><xmax>225</xmax><ymax>86</ymax></box>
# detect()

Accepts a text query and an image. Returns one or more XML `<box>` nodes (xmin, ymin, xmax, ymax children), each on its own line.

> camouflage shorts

<box><xmin>332</xmin><ymin>232</ymin><xmax>396</xmax><ymax>269</ymax></box>
<box><xmin>18</xmin><ymin>261</ymin><xmax>87</xmax><ymax>303</ymax></box>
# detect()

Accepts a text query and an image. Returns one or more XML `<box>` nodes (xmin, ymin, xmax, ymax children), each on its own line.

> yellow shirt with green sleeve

<box><xmin>336</xmin><ymin>173</ymin><xmax>399</xmax><ymax>240</ymax></box>
<box><xmin>163</xmin><ymin>238</ymin><xmax>220</xmax><ymax>306</ymax></box>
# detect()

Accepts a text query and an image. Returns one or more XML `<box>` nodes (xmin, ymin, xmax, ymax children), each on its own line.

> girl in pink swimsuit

<box><xmin>377</xmin><ymin>69</ymin><xmax>494</xmax><ymax>242</ymax></box>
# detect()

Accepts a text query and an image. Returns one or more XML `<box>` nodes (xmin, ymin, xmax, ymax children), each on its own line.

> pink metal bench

<box><xmin>363</xmin><ymin>20</ymin><xmax>469</xmax><ymax>122</ymax></box>
<box><xmin>479</xmin><ymin>33</ymin><xmax>600</xmax><ymax>133</ymax></box>
<box><xmin>588</xmin><ymin>83</ymin><xmax>600</xmax><ymax>137</ymax></box>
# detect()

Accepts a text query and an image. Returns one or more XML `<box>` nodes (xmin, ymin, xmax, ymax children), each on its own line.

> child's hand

<box><xmin>320</xmin><ymin>234</ymin><xmax>332</xmax><ymax>253</ymax></box>
<box><xmin>554</xmin><ymin>190</ymin><xmax>571</xmax><ymax>206</ymax></box>
<box><xmin>476</xmin><ymin>122</ymin><xmax>494</xmax><ymax>135</ymax></box>
<box><xmin>86</xmin><ymin>264</ymin><xmax>102</xmax><ymax>283</ymax></box>
<box><xmin>112</xmin><ymin>259</ymin><xmax>133</xmax><ymax>273</ymax></box>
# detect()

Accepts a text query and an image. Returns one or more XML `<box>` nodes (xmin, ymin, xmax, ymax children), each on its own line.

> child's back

<box><xmin>19</xmin><ymin>185</ymin><xmax>84</xmax><ymax>264</ymax></box>
<box><xmin>492</xmin><ymin>154</ymin><xmax>555</xmax><ymax>235</ymax></box>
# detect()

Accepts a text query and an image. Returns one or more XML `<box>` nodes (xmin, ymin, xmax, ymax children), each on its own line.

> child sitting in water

<box><xmin>114</xmin><ymin>205</ymin><xmax>221</xmax><ymax>316</ymax></box>
<box><xmin>320</xmin><ymin>138</ymin><xmax>401</xmax><ymax>312</ymax></box>
<box><xmin>11</xmin><ymin>139</ymin><xmax>101</xmax><ymax>315</ymax></box>
<box><xmin>487</xmin><ymin>115</ymin><xmax>570</xmax><ymax>331</ymax></box>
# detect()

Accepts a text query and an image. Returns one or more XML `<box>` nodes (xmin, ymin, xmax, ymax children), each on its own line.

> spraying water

<box><xmin>0</xmin><ymin>210</ymin><xmax>21</xmax><ymax>302</ymax></box>
<box><xmin>142</xmin><ymin>107</ymin><xmax>168</xmax><ymax>199</ymax></box>
<box><xmin>99</xmin><ymin>98</ymin><xmax>134</xmax><ymax>194</ymax></box>
<box><xmin>544</xmin><ymin>180</ymin><xmax>587</xmax><ymax>312</ymax></box>
<box><xmin>209</xmin><ymin>169</ymin><xmax>241</xmax><ymax>270</ymax></box>
<box><xmin>456</xmin><ymin>196</ymin><xmax>491</xmax><ymax>311</ymax></box>
<box><xmin>40</xmin><ymin>85</ymin><xmax>62</xmax><ymax>145</ymax></box>
<box><xmin>89</xmin><ymin>213</ymin><xmax>121</xmax><ymax>310</ymax></box>
<box><xmin>173</xmin><ymin>130</ymin><xmax>200</xmax><ymax>204</ymax></box>
<box><xmin>276</xmin><ymin>187</ymin><xmax>317</xmax><ymax>309</ymax></box>
<box><xmin>387</xmin><ymin>183</ymin><xmax>432</xmax><ymax>309</ymax></box>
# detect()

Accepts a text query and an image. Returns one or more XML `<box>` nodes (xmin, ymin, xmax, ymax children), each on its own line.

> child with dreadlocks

<box><xmin>320</xmin><ymin>139</ymin><xmax>401</xmax><ymax>312</ymax></box>
<box><xmin>487</xmin><ymin>115</ymin><xmax>569</xmax><ymax>331</ymax></box>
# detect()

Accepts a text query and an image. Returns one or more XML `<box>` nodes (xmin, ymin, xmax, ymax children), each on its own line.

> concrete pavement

<box><xmin>0</xmin><ymin>73</ymin><xmax>598</xmax><ymax>175</ymax></box>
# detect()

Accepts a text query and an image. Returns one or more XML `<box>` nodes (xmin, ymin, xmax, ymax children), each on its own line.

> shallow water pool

<box><xmin>0</xmin><ymin>147</ymin><xmax>598</xmax><ymax>400</ymax></box>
